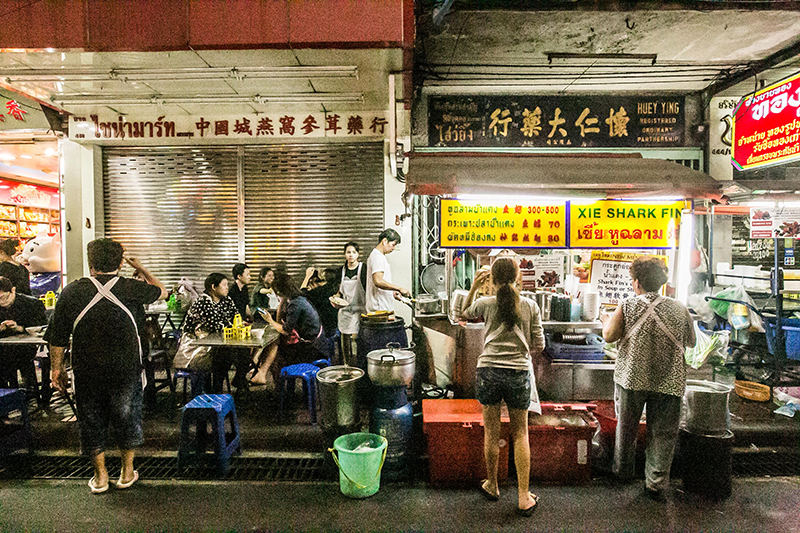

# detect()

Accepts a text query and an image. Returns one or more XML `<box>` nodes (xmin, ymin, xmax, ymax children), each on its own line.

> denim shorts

<box><xmin>476</xmin><ymin>367</ymin><xmax>531</xmax><ymax>410</ymax></box>
<box><xmin>74</xmin><ymin>373</ymin><xmax>144</xmax><ymax>455</ymax></box>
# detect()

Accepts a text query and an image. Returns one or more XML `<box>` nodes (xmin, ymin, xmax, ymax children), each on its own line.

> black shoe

<box><xmin>645</xmin><ymin>487</ymin><xmax>667</xmax><ymax>502</ymax></box>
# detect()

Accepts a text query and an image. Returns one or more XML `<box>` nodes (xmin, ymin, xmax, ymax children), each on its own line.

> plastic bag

<box><xmin>685</xmin><ymin>324</ymin><xmax>729</xmax><ymax>369</ymax></box>
<box><xmin>709</xmin><ymin>285</ymin><xmax>763</xmax><ymax>332</ymax></box>
<box><xmin>688</xmin><ymin>291</ymin><xmax>715</xmax><ymax>324</ymax></box>
<box><xmin>172</xmin><ymin>332</ymin><xmax>213</xmax><ymax>371</ymax></box>
<box><xmin>707</xmin><ymin>286</ymin><xmax>738</xmax><ymax>318</ymax></box>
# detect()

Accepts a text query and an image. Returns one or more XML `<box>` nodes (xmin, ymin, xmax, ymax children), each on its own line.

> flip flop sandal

<box><xmin>479</xmin><ymin>479</ymin><xmax>499</xmax><ymax>502</ymax></box>
<box><xmin>516</xmin><ymin>493</ymin><xmax>539</xmax><ymax>517</ymax></box>
<box><xmin>88</xmin><ymin>476</ymin><xmax>109</xmax><ymax>494</ymax></box>
<box><xmin>115</xmin><ymin>471</ymin><xmax>139</xmax><ymax>490</ymax></box>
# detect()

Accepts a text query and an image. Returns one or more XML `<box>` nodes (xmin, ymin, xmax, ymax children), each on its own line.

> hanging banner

<box><xmin>750</xmin><ymin>206</ymin><xmax>800</xmax><ymax>239</ymax></box>
<box><xmin>428</xmin><ymin>95</ymin><xmax>685</xmax><ymax>148</ymax></box>
<box><xmin>68</xmin><ymin>111</ymin><xmax>388</xmax><ymax>143</ymax></box>
<box><xmin>732</xmin><ymin>70</ymin><xmax>800</xmax><ymax>171</ymax></box>
<box><xmin>588</xmin><ymin>251</ymin><xmax>667</xmax><ymax>305</ymax></box>
<box><xmin>439</xmin><ymin>199</ymin><xmax>567</xmax><ymax>248</ymax></box>
<box><xmin>570</xmin><ymin>200</ymin><xmax>684</xmax><ymax>249</ymax></box>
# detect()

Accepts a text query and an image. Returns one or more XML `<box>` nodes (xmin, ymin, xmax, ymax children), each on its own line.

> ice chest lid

<box><xmin>422</xmin><ymin>399</ymin><xmax>509</xmax><ymax>424</ymax></box>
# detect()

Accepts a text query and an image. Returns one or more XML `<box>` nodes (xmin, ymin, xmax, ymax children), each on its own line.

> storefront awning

<box><xmin>406</xmin><ymin>152</ymin><xmax>722</xmax><ymax>199</ymax></box>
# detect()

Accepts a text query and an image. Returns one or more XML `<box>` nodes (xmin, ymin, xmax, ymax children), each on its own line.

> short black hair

<box><xmin>323</xmin><ymin>267</ymin><xmax>339</xmax><ymax>285</ymax></box>
<box><xmin>0</xmin><ymin>238</ymin><xmax>19</xmax><ymax>257</ymax></box>
<box><xmin>204</xmin><ymin>272</ymin><xmax>228</xmax><ymax>293</ymax></box>
<box><xmin>343</xmin><ymin>241</ymin><xmax>360</xmax><ymax>253</ymax></box>
<box><xmin>232</xmin><ymin>263</ymin><xmax>249</xmax><ymax>280</ymax></box>
<box><xmin>630</xmin><ymin>256</ymin><xmax>669</xmax><ymax>292</ymax></box>
<box><xmin>272</xmin><ymin>273</ymin><xmax>301</xmax><ymax>299</ymax></box>
<box><xmin>378</xmin><ymin>228</ymin><xmax>401</xmax><ymax>245</ymax></box>
<box><xmin>0</xmin><ymin>276</ymin><xmax>13</xmax><ymax>292</ymax></box>
<box><xmin>87</xmin><ymin>238</ymin><xmax>124</xmax><ymax>273</ymax></box>
<box><xmin>258</xmin><ymin>266</ymin><xmax>273</xmax><ymax>282</ymax></box>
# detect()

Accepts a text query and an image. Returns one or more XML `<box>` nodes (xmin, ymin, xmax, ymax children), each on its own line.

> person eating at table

<box><xmin>301</xmin><ymin>267</ymin><xmax>340</xmax><ymax>363</ymax></box>
<box><xmin>0</xmin><ymin>275</ymin><xmax>47</xmax><ymax>395</ymax></box>
<box><xmin>253</xmin><ymin>273</ymin><xmax>325</xmax><ymax>385</ymax></box>
<box><xmin>228</xmin><ymin>263</ymin><xmax>251</xmax><ymax>321</ymax></box>
<box><xmin>250</xmin><ymin>266</ymin><xmax>279</xmax><ymax>320</ymax></box>
<box><xmin>0</xmin><ymin>238</ymin><xmax>31</xmax><ymax>296</ymax></box>
<box><xmin>183</xmin><ymin>273</ymin><xmax>250</xmax><ymax>393</ymax></box>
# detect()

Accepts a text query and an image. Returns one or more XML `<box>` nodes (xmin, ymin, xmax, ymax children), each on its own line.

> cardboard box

<box><xmin>422</xmin><ymin>399</ymin><xmax>509</xmax><ymax>485</ymax></box>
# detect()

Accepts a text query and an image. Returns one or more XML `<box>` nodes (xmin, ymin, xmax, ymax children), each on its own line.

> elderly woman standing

<box><xmin>601</xmin><ymin>255</ymin><xmax>695</xmax><ymax>502</ymax></box>
<box><xmin>462</xmin><ymin>257</ymin><xmax>545</xmax><ymax>517</ymax></box>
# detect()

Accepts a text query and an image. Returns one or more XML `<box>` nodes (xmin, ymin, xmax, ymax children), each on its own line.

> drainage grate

<box><xmin>0</xmin><ymin>454</ymin><xmax>328</xmax><ymax>482</ymax></box>
<box><xmin>732</xmin><ymin>450</ymin><xmax>800</xmax><ymax>477</ymax></box>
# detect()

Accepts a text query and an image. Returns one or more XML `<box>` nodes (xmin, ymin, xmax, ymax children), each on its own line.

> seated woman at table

<box><xmin>250</xmin><ymin>273</ymin><xmax>325</xmax><ymax>385</ymax></box>
<box><xmin>0</xmin><ymin>238</ymin><xmax>31</xmax><ymax>296</ymax></box>
<box><xmin>301</xmin><ymin>267</ymin><xmax>340</xmax><ymax>360</ymax></box>
<box><xmin>0</xmin><ymin>275</ymin><xmax>47</xmax><ymax>393</ymax></box>
<box><xmin>250</xmin><ymin>266</ymin><xmax>280</xmax><ymax>321</ymax></box>
<box><xmin>183</xmin><ymin>273</ymin><xmax>250</xmax><ymax>392</ymax></box>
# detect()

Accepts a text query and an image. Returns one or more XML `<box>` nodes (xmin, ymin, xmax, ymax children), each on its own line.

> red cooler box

<box><xmin>422</xmin><ymin>399</ymin><xmax>509</xmax><ymax>485</ymax></box>
<box><xmin>527</xmin><ymin>403</ymin><xmax>598</xmax><ymax>485</ymax></box>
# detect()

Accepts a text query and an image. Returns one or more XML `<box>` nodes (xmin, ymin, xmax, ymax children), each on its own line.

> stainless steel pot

<box><xmin>367</xmin><ymin>342</ymin><xmax>416</xmax><ymax>387</ymax></box>
<box><xmin>535</xmin><ymin>292</ymin><xmax>552</xmax><ymax>321</ymax></box>
<box><xmin>415</xmin><ymin>294</ymin><xmax>440</xmax><ymax>315</ymax></box>
<box><xmin>450</xmin><ymin>289</ymin><xmax>469</xmax><ymax>321</ymax></box>
<box><xmin>316</xmin><ymin>365</ymin><xmax>364</xmax><ymax>429</ymax></box>
<box><xmin>681</xmin><ymin>379</ymin><xmax>732</xmax><ymax>436</ymax></box>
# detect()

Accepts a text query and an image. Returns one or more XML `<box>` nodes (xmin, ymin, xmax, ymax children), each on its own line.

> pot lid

<box><xmin>316</xmin><ymin>365</ymin><xmax>364</xmax><ymax>383</ymax></box>
<box><xmin>367</xmin><ymin>345</ymin><xmax>416</xmax><ymax>364</ymax></box>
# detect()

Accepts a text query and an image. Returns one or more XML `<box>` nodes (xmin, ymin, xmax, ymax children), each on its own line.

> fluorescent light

<box><xmin>19</xmin><ymin>154</ymin><xmax>33</xmax><ymax>159</ymax></box>
<box><xmin>51</xmin><ymin>93</ymin><xmax>364</xmax><ymax>106</ymax></box>
<box><xmin>676</xmin><ymin>210</ymin><xmax>693</xmax><ymax>305</ymax></box>
<box><xmin>0</xmin><ymin>153</ymin><xmax>16</xmax><ymax>161</ymax></box>
<box><xmin>3</xmin><ymin>66</ymin><xmax>359</xmax><ymax>83</ymax></box>
<box><xmin>44</xmin><ymin>148</ymin><xmax>56</xmax><ymax>157</ymax></box>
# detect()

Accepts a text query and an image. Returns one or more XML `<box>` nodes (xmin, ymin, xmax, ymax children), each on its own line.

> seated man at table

<box><xmin>0</xmin><ymin>275</ymin><xmax>47</xmax><ymax>396</ymax></box>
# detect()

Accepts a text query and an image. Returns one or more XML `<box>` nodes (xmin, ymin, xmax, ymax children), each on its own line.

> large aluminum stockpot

<box><xmin>681</xmin><ymin>380</ymin><xmax>733</xmax><ymax>436</ymax></box>
<box><xmin>316</xmin><ymin>365</ymin><xmax>364</xmax><ymax>429</ymax></box>
<box><xmin>367</xmin><ymin>343</ymin><xmax>416</xmax><ymax>387</ymax></box>
<box><xmin>415</xmin><ymin>294</ymin><xmax>440</xmax><ymax>315</ymax></box>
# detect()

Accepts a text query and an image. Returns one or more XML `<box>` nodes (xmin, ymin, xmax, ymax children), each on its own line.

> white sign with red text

<box><xmin>69</xmin><ymin>111</ymin><xmax>388</xmax><ymax>144</ymax></box>
<box><xmin>750</xmin><ymin>206</ymin><xmax>800</xmax><ymax>239</ymax></box>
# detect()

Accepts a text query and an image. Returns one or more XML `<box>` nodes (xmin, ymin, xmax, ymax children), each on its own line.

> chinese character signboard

<box><xmin>0</xmin><ymin>89</ymin><xmax>52</xmax><ymax>131</ymax></box>
<box><xmin>0</xmin><ymin>179</ymin><xmax>59</xmax><ymax>209</ymax></box>
<box><xmin>750</xmin><ymin>206</ymin><xmax>800</xmax><ymax>239</ymax></box>
<box><xmin>440</xmin><ymin>199</ymin><xmax>567</xmax><ymax>248</ymax></box>
<box><xmin>69</xmin><ymin>112</ymin><xmax>388</xmax><ymax>143</ymax></box>
<box><xmin>588</xmin><ymin>251</ymin><xmax>667</xmax><ymax>305</ymax></box>
<box><xmin>428</xmin><ymin>95</ymin><xmax>685</xmax><ymax>148</ymax></box>
<box><xmin>732</xmin><ymin>70</ymin><xmax>800</xmax><ymax>171</ymax></box>
<box><xmin>569</xmin><ymin>200</ymin><xmax>684</xmax><ymax>249</ymax></box>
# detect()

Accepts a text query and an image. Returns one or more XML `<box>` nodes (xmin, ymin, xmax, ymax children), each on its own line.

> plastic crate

<box><xmin>422</xmin><ymin>399</ymin><xmax>510</xmax><ymax>485</ymax></box>
<box><xmin>545</xmin><ymin>332</ymin><xmax>606</xmax><ymax>361</ymax></box>
<box><xmin>525</xmin><ymin>403</ymin><xmax>598</xmax><ymax>485</ymax></box>
<box><xmin>764</xmin><ymin>317</ymin><xmax>800</xmax><ymax>361</ymax></box>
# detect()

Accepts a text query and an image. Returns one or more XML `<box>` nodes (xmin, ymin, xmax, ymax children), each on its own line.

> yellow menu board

<box><xmin>440</xmin><ymin>199</ymin><xmax>568</xmax><ymax>248</ymax></box>
<box><xmin>570</xmin><ymin>200</ymin><xmax>685</xmax><ymax>249</ymax></box>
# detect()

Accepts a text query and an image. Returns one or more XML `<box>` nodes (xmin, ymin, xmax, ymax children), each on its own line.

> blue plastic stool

<box><xmin>312</xmin><ymin>359</ymin><xmax>331</xmax><ymax>368</ymax></box>
<box><xmin>278</xmin><ymin>363</ymin><xmax>321</xmax><ymax>424</ymax></box>
<box><xmin>177</xmin><ymin>394</ymin><xmax>241</xmax><ymax>475</ymax></box>
<box><xmin>172</xmin><ymin>369</ymin><xmax>208</xmax><ymax>405</ymax></box>
<box><xmin>0</xmin><ymin>388</ymin><xmax>32</xmax><ymax>455</ymax></box>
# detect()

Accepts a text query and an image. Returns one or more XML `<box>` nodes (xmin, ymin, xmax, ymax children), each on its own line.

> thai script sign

<box><xmin>732</xmin><ymin>70</ymin><xmax>800</xmax><ymax>171</ymax></box>
<box><xmin>428</xmin><ymin>95</ymin><xmax>685</xmax><ymax>148</ymax></box>
<box><xmin>750</xmin><ymin>206</ymin><xmax>800</xmax><ymax>239</ymax></box>
<box><xmin>439</xmin><ymin>199</ymin><xmax>567</xmax><ymax>248</ymax></box>
<box><xmin>569</xmin><ymin>200</ymin><xmax>684</xmax><ymax>249</ymax></box>
<box><xmin>709</xmin><ymin>96</ymin><xmax>740</xmax><ymax>181</ymax></box>
<box><xmin>588</xmin><ymin>251</ymin><xmax>666</xmax><ymax>305</ymax></box>
<box><xmin>68</xmin><ymin>112</ymin><xmax>388</xmax><ymax>143</ymax></box>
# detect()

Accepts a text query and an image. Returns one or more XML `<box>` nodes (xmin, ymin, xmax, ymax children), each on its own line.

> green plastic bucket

<box><xmin>329</xmin><ymin>432</ymin><xmax>388</xmax><ymax>499</ymax></box>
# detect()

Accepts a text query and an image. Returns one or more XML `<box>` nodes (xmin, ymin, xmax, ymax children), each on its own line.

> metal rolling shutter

<box><xmin>243</xmin><ymin>143</ymin><xmax>384</xmax><ymax>277</ymax></box>
<box><xmin>103</xmin><ymin>147</ymin><xmax>239</xmax><ymax>288</ymax></box>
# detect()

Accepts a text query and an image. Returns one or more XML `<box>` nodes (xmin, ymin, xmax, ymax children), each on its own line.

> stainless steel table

<box><xmin>0</xmin><ymin>334</ymin><xmax>49</xmax><ymax>406</ymax></box>
<box><xmin>192</xmin><ymin>328</ymin><xmax>279</xmax><ymax>348</ymax></box>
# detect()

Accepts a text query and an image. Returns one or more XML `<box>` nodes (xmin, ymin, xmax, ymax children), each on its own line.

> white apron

<box><xmin>483</xmin><ymin>319</ymin><xmax>541</xmax><ymax>414</ymax></box>
<box><xmin>338</xmin><ymin>262</ymin><xmax>366</xmax><ymax>335</ymax></box>
<box><xmin>621</xmin><ymin>295</ymin><xmax>684</xmax><ymax>353</ymax></box>
<box><xmin>73</xmin><ymin>276</ymin><xmax>146</xmax><ymax>389</ymax></box>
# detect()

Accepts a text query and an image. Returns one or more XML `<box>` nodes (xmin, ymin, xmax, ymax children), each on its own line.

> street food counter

<box><xmin>413</xmin><ymin>195</ymin><xmax>699</xmax><ymax>402</ymax></box>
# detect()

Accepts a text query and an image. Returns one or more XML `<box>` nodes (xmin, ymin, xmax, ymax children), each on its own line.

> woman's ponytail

<box><xmin>492</xmin><ymin>258</ymin><xmax>520</xmax><ymax>331</ymax></box>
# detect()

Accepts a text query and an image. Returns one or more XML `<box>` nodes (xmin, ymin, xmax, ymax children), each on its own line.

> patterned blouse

<box><xmin>614</xmin><ymin>292</ymin><xmax>694</xmax><ymax>397</ymax></box>
<box><xmin>183</xmin><ymin>293</ymin><xmax>239</xmax><ymax>334</ymax></box>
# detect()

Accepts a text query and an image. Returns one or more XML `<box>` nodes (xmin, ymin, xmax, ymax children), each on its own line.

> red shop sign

<box><xmin>732</xmin><ymin>70</ymin><xmax>800</xmax><ymax>171</ymax></box>
<box><xmin>0</xmin><ymin>179</ymin><xmax>59</xmax><ymax>209</ymax></box>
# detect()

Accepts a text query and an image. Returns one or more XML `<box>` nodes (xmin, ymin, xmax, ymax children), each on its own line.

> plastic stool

<box><xmin>312</xmin><ymin>359</ymin><xmax>331</xmax><ymax>368</ymax></box>
<box><xmin>177</xmin><ymin>393</ymin><xmax>241</xmax><ymax>475</ymax></box>
<box><xmin>172</xmin><ymin>369</ymin><xmax>208</xmax><ymax>405</ymax></box>
<box><xmin>278</xmin><ymin>363</ymin><xmax>321</xmax><ymax>424</ymax></box>
<box><xmin>0</xmin><ymin>388</ymin><xmax>32</xmax><ymax>455</ymax></box>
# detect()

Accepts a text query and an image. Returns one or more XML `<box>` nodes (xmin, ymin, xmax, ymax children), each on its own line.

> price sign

<box><xmin>440</xmin><ymin>199</ymin><xmax>567</xmax><ymax>248</ymax></box>
<box><xmin>570</xmin><ymin>200</ymin><xmax>685</xmax><ymax>249</ymax></box>
<box><xmin>588</xmin><ymin>251</ymin><xmax>667</xmax><ymax>305</ymax></box>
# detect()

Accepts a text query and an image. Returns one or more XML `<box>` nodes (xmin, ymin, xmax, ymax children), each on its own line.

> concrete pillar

<box><xmin>61</xmin><ymin>140</ymin><xmax>102</xmax><ymax>282</ymax></box>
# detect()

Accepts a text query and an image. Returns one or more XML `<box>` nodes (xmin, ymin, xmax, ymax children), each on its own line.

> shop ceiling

<box><xmin>416</xmin><ymin>6</ymin><xmax>800</xmax><ymax>95</ymax></box>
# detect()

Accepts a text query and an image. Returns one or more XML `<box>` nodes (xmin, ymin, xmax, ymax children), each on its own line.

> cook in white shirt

<box><xmin>365</xmin><ymin>228</ymin><xmax>411</xmax><ymax>313</ymax></box>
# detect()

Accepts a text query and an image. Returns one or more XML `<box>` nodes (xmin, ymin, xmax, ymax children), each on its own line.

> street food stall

<box><xmin>405</xmin><ymin>152</ymin><xmax>721</xmax><ymax>401</ymax></box>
